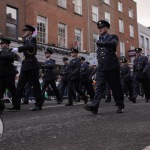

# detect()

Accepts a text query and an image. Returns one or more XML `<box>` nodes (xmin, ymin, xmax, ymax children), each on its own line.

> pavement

<box><xmin>0</xmin><ymin>97</ymin><xmax>150</xmax><ymax>150</ymax></box>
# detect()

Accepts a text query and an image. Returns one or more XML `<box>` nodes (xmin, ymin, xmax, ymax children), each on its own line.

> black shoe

<box><xmin>21</xmin><ymin>102</ymin><xmax>28</xmax><ymax>105</ymax></box>
<box><xmin>83</xmin><ymin>96</ymin><xmax>88</xmax><ymax>104</ymax></box>
<box><xmin>57</xmin><ymin>101</ymin><xmax>62</xmax><ymax>104</ymax></box>
<box><xmin>65</xmin><ymin>103</ymin><xmax>73</xmax><ymax>106</ymax></box>
<box><xmin>84</xmin><ymin>105</ymin><xmax>98</xmax><ymax>114</ymax></box>
<box><xmin>115</xmin><ymin>103</ymin><xmax>118</xmax><ymax>106</ymax></box>
<box><xmin>90</xmin><ymin>99</ymin><xmax>93</xmax><ymax>102</ymax></box>
<box><xmin>74</xmin><ymin>100</ymin><xmax>80</xmax><ymax>102</ymax></box>
<box><xmin>145</xmin><ymin>99</ymin><xmax>149</xmax><ymax>103</ymax></box>
<box><xmin>105</xmin><ymin>99</ymin><xmax>111</xmax><ymax>103</ymax></box>
<box><xmin>0</xmin><ymin>105</ymin><xmax>5</xmax><ymax>114</ymax></box>
<box><xmin>102</xmin><ymin>96</ymin><xmax>105</xmax><ymax>99</ymax></box>
<box><xmin>129</xmin><ymin>97</ymin><xmax>136</xmax><ymax>103</ymax></box>
<box><xmin>117</xmin><ymin>109</ymin><xmax>124</xmax><ymax>113</ymax></box>
<box><xmin>32</xmin><ymin>106</ymin><xmax>42</xmax><ymax>111</ymax></box>
<box><xmin>7</xmin><ymin>106</ymin><xmax>20</xmax><ymax>111</ymax></box>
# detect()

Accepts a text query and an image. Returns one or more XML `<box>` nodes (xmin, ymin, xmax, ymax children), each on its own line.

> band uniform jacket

<box><xmin>88</xmin><ymin>67</ymin><xmax>97</xmax><ymax>81</ymax></box>
<box><xmin>0</xmin><ymin>48</ymin><xmax>16</xmax><ymax>76</ymax></box>
<box><xmin>60</xmin><ymin>64</ymin><xmax>69</xmax><ymax>82</ymax></box>
<box><xmin>18</xmin><ymin>36</ymin><xmax>39</xmax><ymax>71</ymax></box>
<box><xmin>120</xmin><ymin>65</ymin><xmax>131</xmax><ymax>81</ymax></box>
<box><xmin>133</xmin><ymin>56</ymin><xmax>149</xmax><ymax>79</ymax></box>
<box><xmin>42</xmin><ymin>58</ymin><xmax>56</xmax><ymax>81</ymax></box>
<box><xmin>68</xmin><ymin>57</ymin><xmax>81</xmax><ymax>80</ymax></box>
<box><xmin>96</xmin><ymin>33</ymin><xmax>120</xmax><ymax>71</ymax></box>
<box><xmin>80</xmin><ymin>62</ymin><xmax>89</xmax><ymax>80</ymax></box>
<box><xmin>145</xmin><ymin>64</ymin><xmax>150</xmax><ymax>80</ymax></box>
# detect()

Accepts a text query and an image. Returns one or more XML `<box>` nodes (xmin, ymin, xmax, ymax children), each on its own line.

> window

<box><xmin>74</xmin><ymin>0</ymin><xmax>82</xmax><ymax>15</ymax></box>
<box><xmin>129</xmin><ymin>8</ymin><xmax>133</xmax><ymax>18</ymax></box>
<box><xmin>92</xmin><ymin>6</ymin><xmax>98</xmax><ymax>22</ymax></box>
<box><xmin>140</xmin><ymin>36</ymin><xmax>144</xmax><ymax>47</ymax></box>
<box><xmin>119</xmin><ymin>19</ymin><xmax>124</xmax><ymax>33</ymax></box>
<box><xmin>146</xmin><ymin>38</ymin><xmax>149</xmax><ymax>49</ymax></box>
<box><xmin>130</xmin><ymin>45</ymin><xmax>135</xmax><ymax>50</ymax></box>
<box><xmin>104</xmin><ymin>0</ymin><xmax>110</xmax><ymax>5</ymax></box>
<box><xmin>130</xmin><ymin>57</ymin><xmax>135</xmax><ymax>64</ymax></box>
<box><xmin>75</xmin><ymin>29</ymin><xmax>82</xmax><ymax>51</ymax></box>
<box><xmin>105</xmin><ymin>12</ymin><xmax>110</xmax><ymax>23</ymax></box>
<box><xmin>93</xmin><ymin>33</ymin><xmax>99</xmax><ymax>52</ymax></box>
<box><xmin>129</xmin><ymin>25</ymin><xmax>134</xmax><ymax>37</ymax></box>
<box><xmin>118</xmin><ymin>2</ymin><xmax>123</xmax><ymax>12</ymax></box>
<box><xmin>6</xmin><ymin>6</ymin><xmax>18</xmax><ymax>39</ymax></box>
<box><xmin>58</xmin><ymin>23</ymin><xmax>67</xmax><ymax>48</ymax></box>
<box><xmin>58</xmin><ymin>0</ymin><xmax>67</xmax><ymax>8</ymax></box>
<box><xmin>37</xmin><ymin>15</ymin><xmax>47</xmax><ymax>43</ymax></box>
<box><xmin>120</xmin><ymin>42</ymin><xmax>125</xmax><ymax>56</ymax></box>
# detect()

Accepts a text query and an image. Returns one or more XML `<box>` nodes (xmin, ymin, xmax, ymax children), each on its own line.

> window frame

<box><xmin>130</xmin><ymin>45</ymin><xmax>135</xmax><ymax>50</ymax></box>
<box><xmin>104</xmin><ymin>0</ymin><xmax>110</xmax><ymax>5</ymax></box>
<box><xmin>129</xmin><ymin>24</ymin><xmax>134</xmax><ymax>38</ymax></box>
<box><xmin>74</xmin><ymin>0</ymin><xmax>82</xmax><ymax>15</ymax></box>
<box><xmin>120</xmin><ymin>41</ymin><xmax>125</xmax><ymax>57</ymax></box>
<box><xmin>92</xmin><ymin>5</ymin><xmax>98</xmax><ymax>22</ymax></box>
<box><xmin>58</xmin><ymin>0</ymin><xmax>67</xmax><ymax>9</ymax></box>
<box><xmin>119</xmin><ymin>19</ymin><xmax>124</xmax><ymax>33</ymax></box>
<box><xmin>140</xmin><ymin>35</ymin><xmax>145</xmax><ymax>48</ymax></box>
<box><xmin>75</xmin><ymin>28</ymin><xmax>82</xmax><ymax>51</ymax></box>
<box><xmin>129</xmin><ymin>8</ymin><xmax>133</xmax><ymax>18</ymax></box>
<box><xmin>6</xmin><ymin>5</ymin><xmax>18</xmax><ymax>39</ymax></box>
<box><xmin>146</xmin><ymin>38</ymin><xmax>149</xmax><ymax>50</ymax></box>
<box><xmin>105</xmin><ymin>11</ymin><xmax>110</xmax><ymax>23</ymax></box>
<box><xmin>37</xmin><ymin>15</ymin><xmax>47</xmax><ymax>44</ymax></box>
<box><xmin>58</xmin><ymin>23</ymin><xmax>67</xmax><ymax>48</ymax></box>
<box><xmin>93</xmin><ymin>33</ymin><xmax>99</xmax><ymax>52</ymax></box>
<box><xmin>118</xmin><ymin>1</ymin><xmax>123</xmax><ymax>12</ymax></box>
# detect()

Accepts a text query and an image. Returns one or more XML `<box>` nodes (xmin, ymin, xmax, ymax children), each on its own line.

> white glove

<box><xmin>12</xmin><ymin>48</ymin><xmax>18</xmax><ymax>53</ymax></box>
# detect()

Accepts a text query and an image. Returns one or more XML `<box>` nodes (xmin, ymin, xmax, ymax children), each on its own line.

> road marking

<box><xmin>29</xmin><ymin>102</ymin><xmax>85</xmax><ymax>109</ymax></box>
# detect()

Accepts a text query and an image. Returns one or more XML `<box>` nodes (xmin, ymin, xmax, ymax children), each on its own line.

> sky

<box><xmin>134</xmin><ymin>0</ymin><xmax>150</xmax><ymax>27</ymax></box>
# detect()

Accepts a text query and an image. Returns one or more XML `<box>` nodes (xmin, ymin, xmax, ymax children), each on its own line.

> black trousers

<box><xmin>104</xmin><ymin>82</ymin><xmax>111</xmax><ymax>99</ymax></box>
<box><xmin>23</xmin><ymin>82</ymin><xmax>32</xmax><ymax>103</ymax></box>
<box><xmin>13</xmin><ymin>70</ymin><xmax>42</xmax><ymax>108</ymax></box>
<box><xmin>80</xmin><ymin>79</ymin><xmax>95</xmax><ymax>100</ymax></box>
<box><xmin>132</xmin><ymin>77</ymin><xmax>149</xmax><ymax>100</ymax></box>
<box><xmin>41</xmin><ymin>80</ymin><xmax>61</xmax><ymax>105</ymax></box>
<box><xmin>90</xmin><ymin>69</ymin><xmax>124</xmax><ymax>110</ymax></box>
<box><xmin>59</xmin><ymin>80</ymin><xmax>68</xmax><ymax>99</ymax></box>
<box><xmin>68</xmin><ymin>79</ymin><xmax>86</xmax><ymax>104</ymax></box>
<box><xmin>121</xmin><ymin>77</ymin><xmax>133</xmax><ymax>97</ymax></box>
<box><xmin>0</xmin><ymin>75</ymin><xmax>16</xmax><ymax>108</ymax></box>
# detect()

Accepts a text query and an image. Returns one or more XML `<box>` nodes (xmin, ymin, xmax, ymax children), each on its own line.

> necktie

<box><xmin>99</xmin><ymin>36</ymin><xmax>104</xmax><ymax>42</ymax></box>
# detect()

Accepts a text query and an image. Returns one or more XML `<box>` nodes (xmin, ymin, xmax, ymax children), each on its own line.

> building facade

<box><xmin>0</xmin><ymin>0</ymin><xmax>139</xmax><ymax>66</ymax></box>
<box><xmin>138</xmin><ymin>23</ymin><xmax>150</xmax><ymax>59</ymax></box>
<box><xmin>26</xmin><ymin>0</ymin><xmax>139</xmax><ymax>63</ymax></box>
<box><xmin>114</xmin><ymin>0</ymin><xmax>139</xmax><ymax>62</ymax></box>
<box><xmin>0</xmin><ymin>0</ymin><xmax>26</xmax><ymax>39</ymax></box>
<box><xmin>0</xmin><ymin>0</ymin><xmax>26</xmax><ymax>70</ymax></box>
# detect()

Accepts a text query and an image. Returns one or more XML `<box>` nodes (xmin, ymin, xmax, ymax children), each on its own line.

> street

<box><xmin>0</xmin><ymin>97</ymin><xmax>150</xmax><ymax>150</ymax></box>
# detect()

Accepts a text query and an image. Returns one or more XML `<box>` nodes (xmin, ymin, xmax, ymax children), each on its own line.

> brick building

<box><xmin>0</xmin><ymin>0</ymin><xmax>139</xmax><ymax>66</ymax></box>
<box><xmin>0</xmin><ymin>0</ymin><xmax>26</xmax><ymax>39</ymax></box>
<box><xmin>0</xmin><ymin>0</ymin><xmax>26</xmax><ymax>69</ymax></box>
<box><xmin>113</xmin><ymin>0</ymin><xmax>139</xmax><ymax>63</ymax></box>
<box><xmin>25</xmin><ymin>0</ymin><xmax>139</xmax><ymax>63</ymax></box>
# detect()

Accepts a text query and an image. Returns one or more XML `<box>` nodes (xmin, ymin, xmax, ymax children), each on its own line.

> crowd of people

<box><xmin>0</xmin><ymin>20</ymin><xmax>150</xmax><ymax>115</ymax></box>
